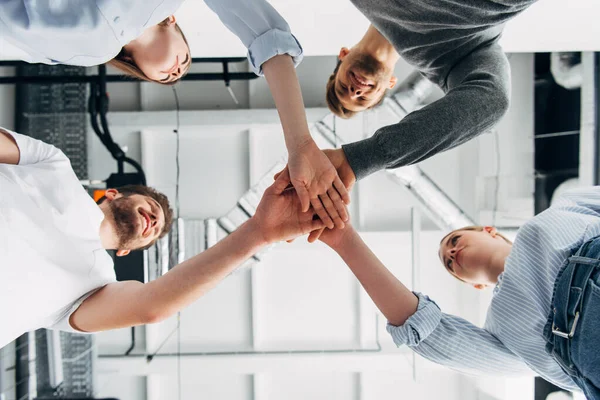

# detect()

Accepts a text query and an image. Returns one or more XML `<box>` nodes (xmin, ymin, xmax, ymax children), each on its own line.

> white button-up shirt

<box><xmin>0</xmin><ymin>0</ymin><xmax>302</xmax><ymax>75</ymax></box>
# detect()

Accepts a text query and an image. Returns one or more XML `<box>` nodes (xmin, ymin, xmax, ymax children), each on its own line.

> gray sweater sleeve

<box><xmin>342</xmin><ymin>43</ymin><xmax>511</xmax><ymax>180</ymax></box>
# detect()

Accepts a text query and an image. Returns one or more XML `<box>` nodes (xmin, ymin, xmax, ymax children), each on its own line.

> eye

<box><xmin>446</xmin><ymin>259</ymin><xmax>454</xmax><ymax>272</ymax></box>
<box><xmin>359</xmin><ymin>96</ymin><xmax>367</xmax><ymax>101</ymax></box>
<box><xmin>451</xmin><ymin>235</ymin><xmax>460</xmax><ymax>246</ymax></box>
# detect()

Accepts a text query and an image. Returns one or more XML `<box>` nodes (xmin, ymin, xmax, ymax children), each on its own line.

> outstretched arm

<box><xmin>342</xmin><ymin>43</ymin><xmax>511</xmax><ymax>180</ymax></box>
<box><xmin>202</xmin><ymin>0</ymin><xmax>350</xmax><ymax>228</ymax></box>
<box><xmin>70</xmin><ymin>170</ymin><xmax>324</xmax><ymax>332</ymax></box>
<box><xmin>321</xmin><ymin>226</ymin><xmax>532</xmax><ymax>377</ymax></box>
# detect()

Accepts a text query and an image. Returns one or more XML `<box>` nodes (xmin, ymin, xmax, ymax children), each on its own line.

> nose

<box><xmin>349</xmin><ymin>85</ymin><xmax>363</xmax><ymax>99</ymax></box>
<box><xmin>447</xmin><ymin>246</ymin><xmax>456</xmax><ymax>260</ymax></box>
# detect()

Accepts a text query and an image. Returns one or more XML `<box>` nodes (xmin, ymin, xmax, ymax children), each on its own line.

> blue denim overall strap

<box><xmin>544</xmin><ymin>237</ymin><xmax>600</xmax><ymax>398</ymax></box>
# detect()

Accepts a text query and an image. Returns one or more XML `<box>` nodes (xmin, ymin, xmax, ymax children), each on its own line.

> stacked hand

<box><xmin>287</xmin><ymin>142</ymin><xmax>352</xmax><ymax>229</ymax></box>
<box><xmin>256</xmin><ymin>146</ymin><xmax>357</xmax><ymax>245</ymax></box>
<box><xmin>253</xmin><ymin>167</ymin><xmax>326</xmax><ymax>244</ymax></box>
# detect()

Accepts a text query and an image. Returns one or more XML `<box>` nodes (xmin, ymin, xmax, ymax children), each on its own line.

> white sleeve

<box><xmin>202</xmin><ymin>0</ymin><xmax>303</xmax><ymax>75</ymax></box>
<box><xmin>1</xmin><ymin>128</ymin><xmax>67</xmax><ymax>166</ymax></box>
<box><xmin>46</xmin><ymin>288</ymin><xmax>105</xmax><ymax>333</ymax></box>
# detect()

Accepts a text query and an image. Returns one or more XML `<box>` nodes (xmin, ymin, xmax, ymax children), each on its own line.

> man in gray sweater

<box><xmin>324</xmin><ymin>0</ymin><xmax>537</xmax><ymax>183</ymax></box>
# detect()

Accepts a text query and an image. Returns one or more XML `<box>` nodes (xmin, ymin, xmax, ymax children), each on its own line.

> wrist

<box><xmin>332</xmin><ymin>227</ymin><xmax>359</xmax><ymax>254</ymax></box>
<box><xmin>241</xmin><ymin>218</ymin><xmax>271</xmax><ymax>248</ymax></box>
<box><xmin>288</xmin><ymin>136</ymin><xmax>315</xmax><ymax>156</ymax></box>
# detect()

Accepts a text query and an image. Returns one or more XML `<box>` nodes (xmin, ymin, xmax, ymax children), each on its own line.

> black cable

<box><xmin>172</xmin><ymin>85</ymin><xmax>182</xmax><ymax>400</ymax></box>
<box><xmin>88</xmin><ymin>68</ymin><xmax>147</xmax><ymax>185</ymax></box>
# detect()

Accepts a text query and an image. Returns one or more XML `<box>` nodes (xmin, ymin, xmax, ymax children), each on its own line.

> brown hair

<box><xmin>325</xmin><ymin>59</ymin><xmax>386</xmax><ymax>119</ymax></box>
<box><xmin>98</xmin><ymin>185</ymin><xmax>174</xmax><ymax>247</ymax></box>
<box><xmin>107</xmin><ymin>17</ymin><xmax>190</xmax><ymax>85</ymax></box>
<box><xmin>439</xmin><ymin>226</ymin><xmax>512</xmax><ymax>282</ymax></box>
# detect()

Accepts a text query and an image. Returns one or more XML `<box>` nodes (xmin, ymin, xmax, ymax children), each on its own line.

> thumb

<box><xmin>310</xmin><ymin>219</ymin><xmax>325</xmax><ymax>233</ymax></box>
<box><xmin>270</xmin><ymin>168</ymin><xmax>291</xmax><ymax>195</ymax></box>
<box><xmin>308</xmin><ymin>227</ymin><xmax>325</xmax><ymax>243</ymax></box>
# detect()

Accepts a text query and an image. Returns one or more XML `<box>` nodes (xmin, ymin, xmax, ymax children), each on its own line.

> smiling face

<box><xmin>105</xmin><ymin>192</ymin><xmax>166</xmax><ymax>252</ymax></box>
<box><xmin>329</xmin><ymin>47</ymin><xmax>397</xmax><ymax>115</ymax></box>
<box><xmin>438</xmin><ymin>227</ymin><xmax>512</xmax><ymax>289</ymax></box>
<box><xmin>124</xmin><ymin>16</ymin><xmax>191</xmax><ymax>84</ymax></box>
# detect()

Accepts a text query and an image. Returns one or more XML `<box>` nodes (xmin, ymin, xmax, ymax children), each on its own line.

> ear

<box><xmin>484</xmin><ymin>226</ymin><xmax>498</xmax><ymax>237</ymax></box>
<box><xmin>116</xmin><ymin>249</ymin><xmax>130</xmax><ymax>257</ymax></box>
<box><xmin>104</xmin><ymin>188</ymin><xmax>119</xmax><ymax>202</ymax></box>
<box><xmin>167</xmin><ymin>15</ymin><xmax>176</xmax><ymax>25</ymax></box>
<box><xmin>338</xmin><ymin>47</ymin><xmax>350</xmax><ymax>61</ymax></box>
<box><xmin>473</xmin><ymin>283</ymin><xmax>486</xmax><ymax>290</ymax></box>
<box><xmin>388</xmin><ymin>75</ymin><xmax>398</xmax><ymax>89</ymax></box>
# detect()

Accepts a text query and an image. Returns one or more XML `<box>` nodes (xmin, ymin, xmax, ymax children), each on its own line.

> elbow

<box><xmin>139</xmin><ymin>299</ymin><xmax>176</xmax><ymax>325</ymax></box>
<box><xmin>487</xmin><ymin>83</ymin><xmax>511</xmax><ymax>124</ymax></box>
<box><xmin>141</xmin><ymin>308</ymin><xmax>173</xmax><ymax>325</ymax></box>
<box><xmin>497</xmin><ymin>88</ymin><xmax>510</xmax><ymax>119</ymax></box>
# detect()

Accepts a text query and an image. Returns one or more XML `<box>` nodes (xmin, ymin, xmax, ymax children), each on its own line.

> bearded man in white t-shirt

<box><xmin>0</xmin><ymin>127</ymin><xmax>325</xmax><ymax>348</ymax></box>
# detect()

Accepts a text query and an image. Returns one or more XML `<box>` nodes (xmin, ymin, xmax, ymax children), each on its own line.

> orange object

<box><xmin>93</xmin><ymin>189</ymin><xmax>107</xmax><ymax>202</ymax></box>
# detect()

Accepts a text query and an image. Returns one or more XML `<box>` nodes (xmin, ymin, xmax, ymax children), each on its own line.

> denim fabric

<box><xmin>544</xmin><ymin>237</ymin><xmax>600</xmax><ymax>399</ymax></box>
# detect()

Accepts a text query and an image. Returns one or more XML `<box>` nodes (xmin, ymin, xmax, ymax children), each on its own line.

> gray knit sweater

<box><xmin>342</xmin><ymin>0</ymin><xmax>537</xmax><ymax>180</ymax></box>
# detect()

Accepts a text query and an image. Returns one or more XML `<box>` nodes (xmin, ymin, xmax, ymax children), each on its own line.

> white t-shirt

<box><xmin>0</xmin><ymin>129</ymin><xmax>116</xmax><ymax>348</ymax></box>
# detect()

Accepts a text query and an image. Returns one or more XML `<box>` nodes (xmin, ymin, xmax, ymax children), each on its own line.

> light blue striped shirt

<box><xmin>387</xmin><ymin>187</ymin><xmax>600</xmax><ymax>391</ymax></box>
<box><xmin>0</xmin><ymin>0</ymin><xmax>302</xmax><ymax>75</ymax></box>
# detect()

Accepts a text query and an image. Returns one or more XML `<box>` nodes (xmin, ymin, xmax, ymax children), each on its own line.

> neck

<box><xmin>124</xmin><ymin>24</ymin><xmax>158</xmax><ymax>53</ymax></box>
<box><xmin>355</xmin><ymin>25</ymin><xmax>400</xmax><ymax>67</ymax></box>
<box><xmin>488</xmin><ymin>246</ymin><xmax>511</xmax><ymax>284</ymax></box>
<box><xmin>98</xmin><ymin>203</ymin><xmax>117</xmax><ymax>250</ymax></box>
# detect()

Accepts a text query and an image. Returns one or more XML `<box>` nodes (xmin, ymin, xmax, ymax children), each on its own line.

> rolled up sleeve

<box><xmin>387</xmin><ymin>292</ymin><xmax>442</xmax><ymax>346</ymax></box>
<box><xmin>203</xmin><ymin>0</ymin><xmax>303</xmax><ymax>75</ymax></box>
<box><xmin>387</xmin><ymin>292</ymin><xmax>532</xmax><ymax>377</ymax></box>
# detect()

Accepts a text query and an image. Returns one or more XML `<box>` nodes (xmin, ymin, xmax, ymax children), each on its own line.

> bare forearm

<box><xmin>262</xmin><ymin>55</ymin><xmax>312</xmax><ymax>152</ymax></box>
<box><xmin>141</xmin><ymin>219</ymin><xmax>266</xmax><ymax>319</ymax></box>
<box><xmin>334</xmin><ymin>230</ymin><xmax>418</xmax><ymax>326</ymax></box>
<box><xmin>72</xmin><ymin>219</ymin><xmax>267</xmax><ymax>331</ymax></box>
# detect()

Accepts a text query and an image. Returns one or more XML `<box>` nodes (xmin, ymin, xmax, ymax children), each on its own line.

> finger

<box><xmin>311</xmin><ymin>196</ymin><xmax>334</xmax><ymax>229</ymax></box>
<box><xmin>308</xmin><ymin>227</ymin><xmax>326</xmax><ymax>243</ymax></box>
<box><xmin>334</xmin><ymin>176</ymin><xmax>351</xmax><ymax>205</ymax></box>
<box><xmin>270</xmin><ymin>168</ymin><xmax>291</xmax><ymax>195</ymax></box>
<box><xmin>319</xmin><ymin>192</ymin><xmax>345</xmax><ymax>229</ymax></box>
<box><xmin>328</xmin><ymin>187</ymin><xmax>349</xmax><ymax>222</ymax></box>
<box><xmin>273</xmin><ymin>166</ymin><xmax>286</xmax><ymax>181</ymax></box>
<box><xmin>293</xmin><ymin>182</ymin><xmax>311</xmax><ymax>212</ymax></box>
<box><xmin>286</xmin><ymin>238</ymin><xmax>296</xmax><ymax>243</ymax></box>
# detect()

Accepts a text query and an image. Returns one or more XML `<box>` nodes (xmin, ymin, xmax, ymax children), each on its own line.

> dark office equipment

<box><xmin>15</xmin><ymin>64</ymin><xmax>88</xmax><ymax>179</ymax></box>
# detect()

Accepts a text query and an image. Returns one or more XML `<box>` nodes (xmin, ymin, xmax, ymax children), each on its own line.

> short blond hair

<box><xmin>107</xmin><ymin>18</ymin><xmax>190</xmax><ymax>85</ymax></box>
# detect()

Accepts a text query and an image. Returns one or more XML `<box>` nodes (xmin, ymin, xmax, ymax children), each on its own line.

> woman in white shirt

<box><xmin>0</xmin><ymin>0</ymin><xmax>350</xmax><ymax>231</ymax></box>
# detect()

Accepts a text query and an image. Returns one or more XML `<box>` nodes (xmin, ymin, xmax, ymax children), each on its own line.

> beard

<box><xmin>350</xmin><ymin>53</ymin><xmax>388</xmax><ymax>82</ymax></box>
<box><xmin>107</xmin><ymin>196</ymin><xmax>139</xmax><ymax>249</ymax></box>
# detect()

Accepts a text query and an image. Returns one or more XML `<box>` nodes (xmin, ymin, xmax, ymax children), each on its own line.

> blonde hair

<box><xmin>440</xmin><ymin>226</ymin><xmax>512</xmax><ymax>282</ymax></box>
<box><xmin>107</xmin><ymin>18</ymin><xmax>190</xmax><ymax>85</ymax></box>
